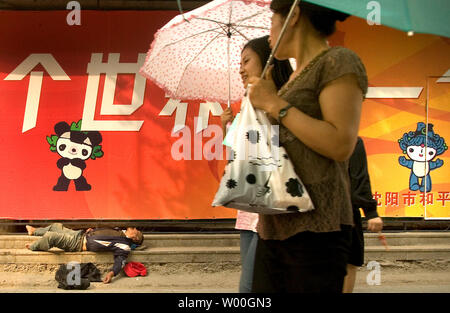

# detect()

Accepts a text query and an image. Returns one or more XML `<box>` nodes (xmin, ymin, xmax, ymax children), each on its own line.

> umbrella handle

<box><xmin>228</xmin><ymin>30</ymin><xmax>231</xmax><ymax>108</ymax></box>
<box><xmin>261</xmin><ymin>0</ymin><xmax>301</xmax><ymax>79</ymax></box>
<box><xmin>177</xmin><ymin>0</ymin><xmax>189</xmax><ymax>22</ymax></box>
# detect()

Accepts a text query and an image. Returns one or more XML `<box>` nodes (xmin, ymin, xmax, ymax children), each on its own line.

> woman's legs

<box><xmin>343</xmin><ymin>264</ymin><xmax>358</xmax><ymax>293</ymax></box>
<box><xmin>252</xmin><ymin>228</ymin><xmax>351</xmax><ymax>293</ymax></box>
<box><xmin>239</xmin><ymin>230</ymin><xmax>258</xmax><ymax>293</ymax></box>
<box><xmin>343</xmin><ymin>209</ymin><xmax>364</xmax><ymax>293</ymax></box>
<box><xmin>251</xmin><ymin>235</ymin><xmax>286</xmax><ymax>293</ymax></box>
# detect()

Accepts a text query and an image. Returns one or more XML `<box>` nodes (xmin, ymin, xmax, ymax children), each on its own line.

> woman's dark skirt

<box><xmin>251</xmin><ymin>225</ymin><xmax>352</xmax><ymax>293</ymax></box>
<box><xmin>348</xmin><ymin>207</ymin><xmax>365</xmax><ymax>267</ymax></box>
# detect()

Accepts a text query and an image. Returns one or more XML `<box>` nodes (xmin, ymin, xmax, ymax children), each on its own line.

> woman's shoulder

<box><xmin>323</xmin><ymin>46</ymin><xmax>365</xmax><ymax>68</ymax></box>
<box><xmin>318</xmin><ymin>46</ymin><xmax>368</xmax><ymax>95</ymax></box>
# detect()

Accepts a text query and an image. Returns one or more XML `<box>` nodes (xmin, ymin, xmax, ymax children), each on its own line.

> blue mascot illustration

<box><xmin>398</xmin><ymin>122</ymin><xmax>447</xmax><ymax>192</ymax></box>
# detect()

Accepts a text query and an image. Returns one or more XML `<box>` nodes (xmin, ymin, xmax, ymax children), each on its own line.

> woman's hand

<box><xmin>220</xmin><ymin>107</ymin><xmax>234</xmax><ymax>135</ymax></box>
<box><xmin>367</xmin><ymin>217</ymin><xmax>383</xmax><ymax>232</ymax></box>
<box><xmin>247</xmin><ymin>65</ymin><xmax>283</xmax><ymax>117</ymax></box>
<box><xmin>220</xmin><ymin>107</ymin><xmax>234</xmax><ymax>127</ymax></box>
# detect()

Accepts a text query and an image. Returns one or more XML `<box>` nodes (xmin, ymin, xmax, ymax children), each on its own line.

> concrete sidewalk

<box><xmin>0</xmin><ymin>231</ymin><xmax>449</xmax><ymax>293</ymax></box>
<box><xmin>0</xmin><ymin>262</ymin><xmax>449</xmax><ymax>293</ymax></box>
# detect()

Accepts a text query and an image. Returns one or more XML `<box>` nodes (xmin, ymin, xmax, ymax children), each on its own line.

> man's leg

<box><xmin>28</xmin><ymin>231</ymin><xmax>82</xmax><ymax>252</ymax></box>
<box><xmin>28</xmin><ymin>223</ymin><xmax>64</xmax><ymax>236</ymax></box>
<box><xmin>27</xmin><ymin>223</ymin><xmax>78</xmax><ymax>236</ymax></box>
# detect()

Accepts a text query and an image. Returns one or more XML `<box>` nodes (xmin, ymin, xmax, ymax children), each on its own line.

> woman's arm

<box><xmin>248</xmin><ymin>73</ymin><xmax>363</xmax><ymax>162</ymax></box>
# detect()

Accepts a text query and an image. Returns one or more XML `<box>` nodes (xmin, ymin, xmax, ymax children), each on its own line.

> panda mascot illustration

<box><xmin>47</xmin><ymin>120</ymin><xmax>103</xmax><ymax>191</ymax></box>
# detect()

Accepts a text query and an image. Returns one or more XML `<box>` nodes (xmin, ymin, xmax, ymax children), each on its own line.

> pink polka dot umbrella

<box><xmin>140</xmin><ymin>0</ymin><xmax>272</xmax><ymax>106</ymax></box>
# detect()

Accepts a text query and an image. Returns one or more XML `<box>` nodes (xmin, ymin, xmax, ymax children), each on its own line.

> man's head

<box><xmin>125</xmin><ymin>227</ymin><xmax>144</xmax><ymax>245</ymax></box>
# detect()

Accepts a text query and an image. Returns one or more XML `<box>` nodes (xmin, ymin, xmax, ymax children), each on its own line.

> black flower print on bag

<box><xmin>226</xmin><ymin>179</ymin><xmax>237</xmax><ymax>189</ymax></box>
<box><xmin>285</xmin><ymin>178</ymin><xmax>304</xmax><ymax>197</ymax></box>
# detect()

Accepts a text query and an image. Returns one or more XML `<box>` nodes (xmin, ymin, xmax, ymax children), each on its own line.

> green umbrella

<box><xmin>261</xmin><ymin>0</ymin><xmax>449</xmax><ymax>77</ymax></box>
<box><xmin>304</xmin><ymin>0</ymin><xmax>450</xmax><ymax>38</ymax></box>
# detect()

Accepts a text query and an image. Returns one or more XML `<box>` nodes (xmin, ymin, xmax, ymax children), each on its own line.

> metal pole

<box><xmin>228</xmin><ymin>37</ymin><xmax>231</xmax><ymax>108</ymax></box>
<box><xmin>424</xmin><ymin>76</ymin><xmax>429</xmax><ymax>219</ymax></box>
<box><xmin>227</xmin><ymin>0</ymin><xmax>233</xmax><ymax>108</ymax></box>
<box><xmin>260</xmin><ymin>0</ymin><xmax>301</xmax><ymax>79</ymax></box>
<box><xmin>177</xmin><ymin>0</ymin><xmax>189</xmax><ymax>22</ymax></box>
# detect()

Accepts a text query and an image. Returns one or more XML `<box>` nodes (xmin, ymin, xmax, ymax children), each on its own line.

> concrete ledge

<box><xmin>2</xmin><ymin>245</ymin><xmax>449</xmax><ymax>265</ymax></box>
<box><xmin>365</xmin><ymin>245</ymin><xmax>450</xmax><ymax>261</ymax></box>
<box><xmin>1</xmin><ymin>233</ymin><xmax>449</xmax><ymax>265</ymax></box>
<box><xmin>364</xmin><ymin>232</ymin><xmax>450</xmax><ymax>246</ymax></box>
<box><xmin>0</xmin><ymin>234</ymin><xmax>241</xmax><ymax>249</ymax></box>
<box><xmin>2</xmin><ymin>232</ymin><xmax>449</xmax><ymax>249</ymax></box>
<box><xmin>0</xmin><ymin>246</ymin><xmax>241</xmax><ymax>264</ymax></box>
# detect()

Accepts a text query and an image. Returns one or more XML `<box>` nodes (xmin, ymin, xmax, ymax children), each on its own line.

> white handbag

<box><xmin>212</xmin><ymin>96</ymin><xmax>315</xmax><ymax>214</ymax></box>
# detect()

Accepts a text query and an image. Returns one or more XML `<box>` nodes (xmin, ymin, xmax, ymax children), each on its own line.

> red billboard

<box><xmin>0</xmin><ymin>10</ymin><xmax>238</xmax><ymax>219</ymax></box>
<box><xmin>0</xmin><ymin>10</ymin><xmax>448</xmax><ymax>220</ymax></box>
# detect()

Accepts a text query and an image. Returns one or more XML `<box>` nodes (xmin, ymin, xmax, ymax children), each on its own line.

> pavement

<box><xmin>0</xmin><ymin>263</ymin><xmax>449</xmax><ymax>293</ymax></box>
<box><xmin>0</xmin><ymin>262</ymin><xmax>448</xmax><ymax>313</ymax></box>
<box><xmin>1</xmin><ymin>231</ymin><xmax>449</xmax><ymax>295</ymax></box>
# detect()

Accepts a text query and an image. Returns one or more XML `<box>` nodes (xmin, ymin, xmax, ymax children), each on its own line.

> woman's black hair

<box><xmin>243</xmin><ymin>35</ymin><xmax>293</xmax><ymax>90</ymax></box>
<box><xmin>270</xmin><ymin>0</ymin><xmax>350</xmax><ymax>37</ymax></box>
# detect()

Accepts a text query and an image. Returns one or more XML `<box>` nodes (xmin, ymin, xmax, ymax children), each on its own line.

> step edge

<box><xmin>1</xmin><ymin>232</ymin><xmax>449</xmax><ymax>240</ymax></box>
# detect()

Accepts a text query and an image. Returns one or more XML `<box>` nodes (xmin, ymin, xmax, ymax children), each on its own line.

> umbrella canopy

<box><xmin>305</xmin><ymin>0</ymin><xmax>450</xmax><ymax>38</ymax></box>
<box><xmin>140</xmin><ymin>0</ymin><xmax>272</xmax><ymax>104</ymax></box>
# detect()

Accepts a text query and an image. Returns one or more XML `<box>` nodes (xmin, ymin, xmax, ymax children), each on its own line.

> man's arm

<box><xmin>86</xmin><ymin>232</ymin><xmax>132</xmax><ymax>284</ymax></box>
<box><xmin>103</xmin><ymin>246</ymin><xmax>130</xmax><ymax>284</ymax></box>
<box><xmin>103</xmin><ymin>271</ymin><xmax>115</xmax><ymax>284</ymax></box>
<box><xmin>349</xmin><ymin>138</ymin><xmax>383</xmax><ymax>232</ymax></box>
